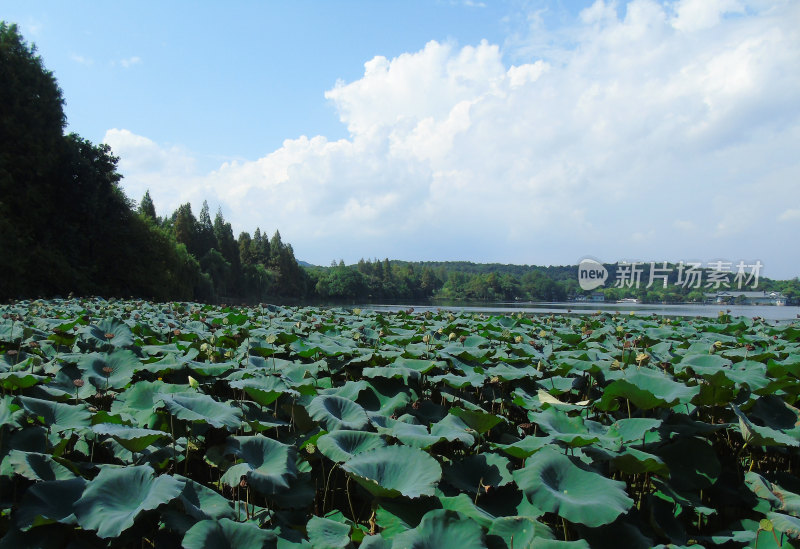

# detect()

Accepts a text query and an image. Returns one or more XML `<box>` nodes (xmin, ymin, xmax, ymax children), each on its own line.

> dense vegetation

<box><xmin>1</xmin><ymin>298</ymin><xmax>800</xmax><ymax>547</ymax></box>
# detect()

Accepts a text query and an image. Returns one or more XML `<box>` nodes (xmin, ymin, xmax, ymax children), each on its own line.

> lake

<box><xmin>355</xmin><ymin>301</ymin><xmax>800</xmax><ymax>322</ymax></box>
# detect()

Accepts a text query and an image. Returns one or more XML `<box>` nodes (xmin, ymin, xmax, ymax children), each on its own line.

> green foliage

<box><xmin>1</xmin><ymin>298</ymin><xmax>800</xmax><ymax>546</ymax></box>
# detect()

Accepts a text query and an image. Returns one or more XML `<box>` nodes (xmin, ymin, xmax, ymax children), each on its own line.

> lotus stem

<box><xmin>170</xmin><ymin>415</ymin><xmax>177</xmax><ymax>473</ymax></box>
<box><xmin>346</xmin><ymin>475</ymin><xmax>357</xmax><ymax>522</ymax></box>
<box><xmin>322</xmin><ymin>463</ymin><xmax>337</xmax><ymax>513</ymax></box>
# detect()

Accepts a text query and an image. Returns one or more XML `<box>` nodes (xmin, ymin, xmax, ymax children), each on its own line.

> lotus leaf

<box><xmin>513</xmin><ymin>447</ymin><xmax>633</xmax><ymax>527</ymax></box>
<box><xmin>306</xmin><ymin>516</ymin><xmax>351</xmax><ymax>548</ymax></box>
<box><xmin>181</xmin><ymin>518</ymin><xmax>278</xmax><ymax>549</ymax></box>
<box><xmin>221</xmin><ymin>435</ymin><xmax>297</xmax><ymax>495</ymax></box>
<box><xmin>307</xmin><ymin>394</ymin><xmax>369</xmax><ymax>431</ymax></box>
<box><xmin>161</xmin><ymin>392</ymin><xmax>243</xmax><ymax>430</ymax></box>
<box><xmin>74</xmin><ymin>465</ymin><xmax>186</xmax><ymax>538</ymax></box>
<box><xmin>342</xmin><ymin>445</ymin><xmax>442</xmax><ymax>498</ymax></box>
<box><xmin>13</xmin><ymin>477</ymin><xmax>86</xmax><ymax>530</ymax></box>
<box><xmin>389</xmin><ymin>509</ymin><xmax>487</xmax><ymax>549</ymax></box>
<box><xmin>316</xmin><ymin>430</ymin><xmax>386</xmax><ymax>463</ymax></box>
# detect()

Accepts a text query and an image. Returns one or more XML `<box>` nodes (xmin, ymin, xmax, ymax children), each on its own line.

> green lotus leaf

<box><xmin>606</xmin><ymin>418</ymin><xmax>663</xmax><ymax>444</ymax></box>
<box><xmin>609</xmin><ymin>447</ymin><xmax>669</xmax><ymax>475</ymax></box>
<box><xmin>443</xmin><ymin>453</ymin><xmax>513</xmax><ymax>494</ymax></box>
<box><xmin>74</xmin><ymin>465</ymin><xmax>186</xmax><ymax>538</ymax></box>
<box><xmin>429</xmin><ymin>370</ymin><xmax>486</xmax><ymax>389</ymax></box>
<box><xmin>597</xmin><ymin>368</ymin><xmax>700</xmax><ymax>411</ymax></box>
<box><xmin>360</xmin><ymin>535</ymin><xmax>392</xmax><ymax>549</ymax></box>
<box><xmin>93</xmin><ymin>423</ymin><xmax>169</xmax><ymax>453</ymax></box>
<box><xmin>188</xmin><ymin>359</ymin><xmax>238</xmax><ymax>376</ymax></box>
<box><xmin>732</xmin><ymin>405</ymin><xmax>799</xmax><ymax>448</ymax></box>
<box><xmin>221</xmin><ymin>435</ymin><xmax>297</xmax><ymax>495</ymax></box>
<box><xmin>16</xmin><ymin>396</ymin><xmax>91</xmax><ymax>432</ymax></box>
<box><xmin>135</xmin><ymin>353</ymin><xmax>190</xmax><ymax>374</ymax></box>
<box><xmin>675</xmin><ymin>353</ymin><xmax>732</xmax><ymax>376</ymax></box>
<box><xmin>513</xmin><ymin>447</ymin><xmax>633</xmax><ymax>527</ymax></box>
<box><xmin>374</xmin><ymin>419</ymin><xmax>442</xmax><ymax>449</ymax></box>
<box><xmin>181</xmin><ymin>518</ymin><xmax>278</xmax><ymax>549</ymax></box>
<box><xmin>363</xmin><ymin>366</ymin><xmax>422</xmax><ymax>384</ymax></box>
<box><xmin>450</xmin><ymin>406</ymin><xmax>503</xmax><ymax>434</ymax></box>
<box><xmin>430</xmin><ymin>413</ymin><xmax>476</xmax><ymax>446</ymax></box>
<box><xmin>745</xmin><ymin>473</ymin><xmax>800</xmax><ymax>516</ymax></box>
<box><xmin>767</xmin><ymin>512</ymin><xmax>800</xmax><ymax>540</ymax></box>
<box><xmin>320</xmin><ymin>380</ymin><xmax>368</xmax><ymax>401</ymax></box>
<box><xmin>485</xmin><ymin>362</ymin><xmax>540</xmax><ymax>381</ymax></box>
<box><xmin>389</xmin><ymin>509</ymin><xmax>487</xmax><ymax>549</ymax></box>
<box><xmin>6</xmin><ymin>450</ymin><xmax>75</xmax><ymax>481</ymax></box>
<box><xmin>111</xmin><ymin>380</ymin><xmax>192</xmax><ymax>424</ymax></box>
<box><xmin>230</xmin><ymin>376</ymin><xmax>296</xmax><ymax>406</ymax></box>
<box><xmin>161</xmin><ymin>393</ymin><xmax>243</xmax><ymax>430</ymax></box>
<box><xmin>342</xmin><ymin>445</ymin><xmax>442</xmax><ymax>499</ymax></box>
<box><xmin>306</xmin><ymin>516</ymin><xmax>351</xmax><ymax>548</ymax></box>
<box><xmin>75</xmin><ymin>349</ymin><xmax>138</xmax><ymax>390</ymax></box>
<box><xmin>438</xmin><ymin>493</ymin><xmax>497</xmax><ymax>529</ymax></box>
<box><xmin>391</xmin><ymin>357</ymin><xmax>442</xmax><ymax>373</ymax></box>
<box><xmin>493</xmin><ymin>435</ymin><xmax>554</xmax><ymax>459</ymax></box>
<box><xmin>13</xmin><ymin>477</ymin><xmax>86</xmax><ymax>531</ymax></box>
<box><xmin>0</xmin><ymin>371</ymin><xmax>47</xmax><ymax>390</ymax></box>
<box><xmin>0</xmin><ymin>395</ymin><xmax>23</xmax><ymax>427</ymax></box>
<box><xmin>82</xmin><ymin>318</ymin><xmax>134</xmax><ymax>349</ymax></box>
<box><xmin>487</xmin><ymin>516</ymin><xmax>555</xmax><ymax>549</ymax></box>
<box><xmin>750</xmin><ymin>395</ymin><xmax>800</xmax><ymax>437</ymax></box>
<box><xmin>174</xmin><ymin>476</ymin><xmax>236</xmax><ymax>521</ymax></box>
<box><xmin>307</xmin><ymin>394</ymin><xmax>369</xmax><ymax>431</ymax></box>
<box><xmin>316</xmin><ymin>430</ymin><xmax>386</xmax><ymax>463</ymax></box>
<box><xmin>527</xmin><ymin>408</ymin><xmax>603</xmax><ymax>447</ymax></box>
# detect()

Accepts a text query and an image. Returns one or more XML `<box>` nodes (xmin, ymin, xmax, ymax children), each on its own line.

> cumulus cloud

<box><xmin>104</xmin><ymin>0</ymin><xmax>800</xmax><ymax>277</ymax></box>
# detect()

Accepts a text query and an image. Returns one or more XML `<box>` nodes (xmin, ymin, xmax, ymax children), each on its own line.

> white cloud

<box><xmin>671</xmin><ymin>0</ymin><xmax>745</xmax><ymax>32</ymax></box>
<box><xmin>118</xmin><ymin>56</ymin><xmax>142</xmax><ymax>68</ymax></box>
<box><xmin>779</xmin><ymin>209</ymin><xmax>800</xmax><ymax>222</ymax></box>
<box><xmin>103</xmin><ymin>0</ymin><xmax>800</xmax><ymax>276</ymax></box>
<box><xmin>70</xmin><ymin>53</ymin><xmax>93</xmax><ymax>65</ymax></box>
<box><xmin>103</xmin><ymin>129</ymin><xmax>207</xmax><ymax>216</ymax></box>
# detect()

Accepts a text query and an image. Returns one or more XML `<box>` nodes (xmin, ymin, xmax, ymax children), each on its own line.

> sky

<box><xmin>5</xmin><ymin>1</ymin><xmax>800</xmax><ymax>278</ymax></box>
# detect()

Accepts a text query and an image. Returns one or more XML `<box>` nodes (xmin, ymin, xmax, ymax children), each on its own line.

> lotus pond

<box><xmin>1</xmin><ymin>298</ymin><xmax>800</xmax><ymax>548</ymax></box>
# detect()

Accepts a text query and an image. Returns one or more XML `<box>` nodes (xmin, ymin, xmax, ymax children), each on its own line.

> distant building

<box><xmin>572</xmin><ymin>292</ymin><xmax>606</xmax><ymax>302</ymax></box>
<box><xmin>704</xmin><ymin>290</ymin><xmax>787</xmax><ymax>306</ymax></box>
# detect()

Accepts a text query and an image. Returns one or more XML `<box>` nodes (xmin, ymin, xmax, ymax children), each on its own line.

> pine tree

<box><xmin>138</xmin><ymin>190</ymin><xmax>157</xmax><ymax>220</ymax></box>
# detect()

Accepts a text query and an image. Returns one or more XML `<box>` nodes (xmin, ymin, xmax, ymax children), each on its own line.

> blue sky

<box><xmin>4</xmin><ymin>1</ymin><xmax>800</xmax><ymax>279</ymax></box>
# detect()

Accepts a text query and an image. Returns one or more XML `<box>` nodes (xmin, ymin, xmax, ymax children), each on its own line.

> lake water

<box><xmin>355</xmin><ymin>301</ymin><xmax>800</xmax><ymax>323</ymax></box>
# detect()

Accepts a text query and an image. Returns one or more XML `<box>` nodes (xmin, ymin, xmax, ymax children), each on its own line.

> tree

<box><xmin>250</xmin><ymin>228</ymin><xmax>269</xmax><ymax>265</ymax></box>
<box><xmin>195</xmin><ymin>200</ymin><xmax>216</xmax><ymax>258</ymax></box>
<box><xmin>1</xmin><ymin>22</ymin><xmax>67</xmax><ymax>298</ymax></box>
<box><xmin>138</xmin><ymin>190</ymin><xmax>157</xmax><ymax>220</ymax></box>
<box><xmin>213</xmin><ymin>208</ymin><xmax>241</xmax><ymax>296</ymax></box>
<box><xmin>238</xmin><ymin>231</ymin><xmax>254</xmax><ymax>266</ymax></box>
<box><xmin>172</xmin><ymin>203</ymin><xmax>198</xmax><ymax>256</ymax></box>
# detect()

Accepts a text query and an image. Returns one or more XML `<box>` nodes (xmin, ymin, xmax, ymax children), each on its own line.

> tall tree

<box><xmin>196</xmin><ymin>200</ymin><xmax>216</xmax><ymax>258</ymax></box>
<box><xmin>172</xmin><ymin>203</ymin><xmax>198</xmax><ymax>256</ymax></box>
<box><xmin>138</xmin><ymin>190</ymin><xmax>157</xmax><ymax>220</ymax></box>
<box><xmin>1</xmin><ymin>22</ymin><xmax>67</xmax><ymax>298</ymax></box>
